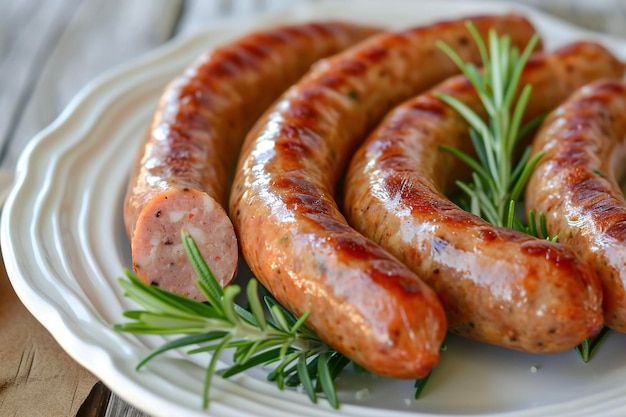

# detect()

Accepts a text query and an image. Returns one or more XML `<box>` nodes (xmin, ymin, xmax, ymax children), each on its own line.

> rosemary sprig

<box><xmin>436</xmin><ymin>23</ymin><xmax>544</xmax><ymax>232</ymax></box>
<box><xmin>437</xmin><ymin>22</ymin><xmax>608</xmax><ymax>367</ymax></box>
<box><xmin>114</xmin><ymin>229</ymin><xmax>351</xmax><ymax>409</ymax></box>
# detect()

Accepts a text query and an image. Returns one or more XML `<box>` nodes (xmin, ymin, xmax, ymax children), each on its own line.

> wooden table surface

<box><xmin>1</xmin><ymin>1</ymin><xmax>624</xmax><ymax>416</ymax></box>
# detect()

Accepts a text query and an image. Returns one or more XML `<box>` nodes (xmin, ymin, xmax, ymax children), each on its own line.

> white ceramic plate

<box><xmin>4</xmin><ymin>1</ymin><xmax>626</xmax><ymax>416</ymax></box>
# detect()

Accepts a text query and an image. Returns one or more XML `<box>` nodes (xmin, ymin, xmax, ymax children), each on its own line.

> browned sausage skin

<box><xmin>230</xmin><ymin>14</ymin><xmax>539</xmax><ymax>378</ymax></box>
<box><xmin>344</xmin><ymin>42</ymin><xmax>622</xmax><ymax>354</ymax></box>
<box><xmin>526</xmin><ymin>79</ymin><xmax>626</xmax><ymax>332</ymax></box>
<box><xmin>124</xmin><ymin>22</ymin><xmax>380</xmax><ymax>300</ymax></box>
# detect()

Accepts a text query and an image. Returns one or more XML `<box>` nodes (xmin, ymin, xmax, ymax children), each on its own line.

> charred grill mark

<box><xmin>359</xmin><ymin>44</ymin><xmax>389</xmax><ymax>64</ymax></box>
<box><xmin>334</xmin><ymin>59</ymin><xmax>368</xmax><ymax>77</ymax></box>
<box><xmin>330</xmin><ymin>233</ymin><xmax>381</xmax><ymax>261</ymax></box>
<box><xmin>408</xmin><ymin>97</ymin><xmax>447</xmax><ymax>118</ymax></box>
<box><xmin>275</xmin><ymin>138</ymin><xmax>315</xmax><ymax>162</ymax></box>
<box><xmin>606</xmin><ymin>219</ymin><xmax>626</xmax><ymax>241</ymax></box>
<box><xmin>367</xmin><ymin>265</ymin><xmax>425</xmax><ymax>297</ymax></box>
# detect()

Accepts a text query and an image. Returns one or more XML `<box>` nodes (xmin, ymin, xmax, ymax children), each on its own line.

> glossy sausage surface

<box><xmin>526</xmin><ymin>79</ymin><xmax>626</xmax><ymax>332</ymax></box>
<box><xmin>230</xmin><ymin>14</ymin><xmax>539</xmax><ymax>377</ymax></box>
<box><xmin>344</xmin><ymin>42</ymin><xmax>623</xmax><ymax>353</ymax></box>
<box><xmin>124</xmin><ymin>22</ymin><xmax>379</xmax><ymax>300</ymax></box>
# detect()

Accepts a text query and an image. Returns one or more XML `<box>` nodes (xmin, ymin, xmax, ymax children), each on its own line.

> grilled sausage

<box><xmin>526</xmin><ymin>79</ymin><xmax>626</xmax><ymax>332</ymax></box>
<box><xmin>124</xmin><ymin>22</ymin><xmax>380</xmax><ymax>300</ymax></box>
<box><xmin>343</xmin><ymin>42</ymin><xmax>623</xmax><ymax>353</ymax></box>
<box><xmin>230</xmin><ymin>14</ymin><xmax>539</xmax><ymax>378</ymax></box>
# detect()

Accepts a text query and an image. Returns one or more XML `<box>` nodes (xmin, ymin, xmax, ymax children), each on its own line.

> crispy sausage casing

<box><xmin>344</xmin><ymin>42</ymin><xmax>623</xmax><ymax>353</ymax></box>
<box><xmin>526</xmin><ymin>79</ymin><xmax>626</xmax><ymax>332</ymax></box>
<box><xmin>124</xmin><ymin>22</ymin><xmax>379</xmax><ymax>300</ymax></box>
<box><xmin>230</xmin><ymin>14</ymin><xmax>538</xmax><ymax>378</ymax></box>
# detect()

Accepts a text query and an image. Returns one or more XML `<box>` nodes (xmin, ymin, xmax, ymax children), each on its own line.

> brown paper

<box><xmin>0</xmin><ymin>254</ymin><xmax>98</xmax><ymax>416</ymax></box>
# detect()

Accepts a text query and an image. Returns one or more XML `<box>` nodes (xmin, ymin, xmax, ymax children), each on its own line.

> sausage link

<box><xmin>526</xmin><ymin>79</ymin><xmax>626</xmax><ymax>332</ymax></box>
<box><xmin>124</xmin><ymin>22</ymin><xmax>379</xmax><ymax>300</ymax></box>
<box><xmin>344</xmin><ymin>42</ymin><xmax>623</xmax><ymax>353</ymax></box>
<box><xmin>230</xmin><ymin>14</ymin><xmax>539</xmax><ymax>378</ymax></box>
